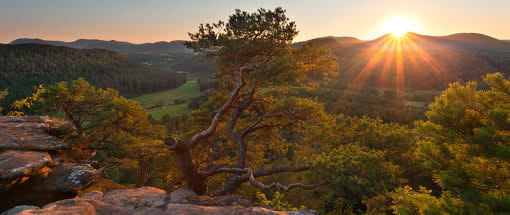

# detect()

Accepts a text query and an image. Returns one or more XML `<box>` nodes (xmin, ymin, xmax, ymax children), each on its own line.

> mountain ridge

<box><xmin>8</xmin><ymin>32</ymin><xmax>510</xmax><ymax>91</ymax></box>
<box><xmin>9</xmin><ymin>38</ymin><xmax>192</xmax><ymax>54</ymax></box>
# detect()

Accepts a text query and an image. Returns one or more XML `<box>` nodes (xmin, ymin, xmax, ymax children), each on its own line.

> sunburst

<box><xmin>380</xmin><ymin>16</ymin><xmax>420</xmax><ymax>37</ymax></box>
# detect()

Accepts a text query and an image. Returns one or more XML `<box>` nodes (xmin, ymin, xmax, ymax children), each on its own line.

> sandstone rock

<box><xmin>246</xmin><ymin>207</ymin><xmax>287</xmax><ymax>215</ymax></box>
<box><xmin>165</xmin><ymin>203</ymin><xmax>288</xmax><ymax>215</ymax></box>
<box><xmin>165</xmin><ymin>203</ymin><xmax>236</xmax><ymax>214</ymax></box>
<box><xmin>3</xmin><ymin>186</ymin><xmax>316</xmax><ymax>215</ymax></box>
<box><xmin>0</xmin><ymin>150</ymin><xmax>52</xmax><ymax>180</ymax></box>
<box><xmin>103</xmin><ymin>187</ymin><xmax>167</xmax><ymax>209</ymax></box>
<box><xmin>20</xmin><ymin>199</ymin><xmax>96</xmax><ymax>215</ymax></box>
<box><xmin>42</xmin><ymin>163</ymin><xmax>99</xmax><ymax>193</ymax></box>
<box><xmin>0</xmin><ymin>205</ymin><xmax>40</xmax><ymax>215</ymax></box>
<box><xmin>79</xmin><ymin>191</ymin><xmax>104</xmax><ymax>201</ymax></box>
<box><xmin>169</xmin><ymin>188</ymin><xmax>196</xmax><ymax>203</ymax></box>
<box><xmin>284</xmin><ymin>210</ymin><xmax>321</xmax><ymax>215</ymax></box>
<box><xmin>81</xmin><ymin>200</ymin><xmax>122</xmax><ymax>215</ymax></box>
<box><xmin>0</xmin><ymin>116</ymin><xmax>67</xmax><ymax>151</ymax></box>
<box><xmin>215</xmin><ymin>195</ymin><xmax>253</xmax><ymax>207</ymax></box>
<box><xmin>120</xmin><ymin>207</ymin><xmax>166</xmax><ymax>215</ymax></box>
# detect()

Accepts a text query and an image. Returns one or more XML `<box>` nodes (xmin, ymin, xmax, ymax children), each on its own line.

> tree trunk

<box><xmin>214</xmin><ymin>176</ymin><xmax>241</xmax><ymax>196</ymax></box>
<box><xmin>138</xmin><ymin>158</ymin><xmax>152</xmax><ymax>187</ymax></box>
<box><xmin>214</xmin><ymin>137</ymin><xmax>246</xmax><ymax>196</ymax></box>
<box><xmin>172</xmin><ymin>146</ymin><xmax>208</xmax><ymax>195</ymax></box>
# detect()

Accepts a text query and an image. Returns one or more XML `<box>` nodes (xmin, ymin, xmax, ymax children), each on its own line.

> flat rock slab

<box><xmin>0</xmin><ymin>116</ymin><xmax>66</xmax><ymax>151</ymax></box>
<box><xmin>103</xmin><ymin>186</ymin><xmax>167</xmax><ymax>209</ymax></box>
<box><xmin>4</xmin><ymin>187</ymin><xmax>319</xmax><ymax>215</ymax></box>
<box><xmin>0</xmin><ymin>150</ymin><xmax>52</xmax><ymax>180</ymax></box>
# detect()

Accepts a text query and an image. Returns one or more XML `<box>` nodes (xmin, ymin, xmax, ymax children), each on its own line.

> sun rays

<box><xmin>337</xmin><ymin>32</ymin><xmax>446</xmax><ymax>108</ymax></box>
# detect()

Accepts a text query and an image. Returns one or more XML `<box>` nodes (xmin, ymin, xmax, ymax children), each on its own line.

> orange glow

<box><xmin>380</xmin><ymin>17</ymin><xmax>420</xmax><ymax>38</ymax></box>
<box><xmin>336</xmin><ymin>31</ymin><xmax>450</xmax><ymax>109</ymax></box>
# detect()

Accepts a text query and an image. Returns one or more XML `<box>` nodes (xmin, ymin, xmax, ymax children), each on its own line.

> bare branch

<box><xmin>188</xmin><ymin>66</ymin><xmax>253</xmax><ymax>148</ymax></box>
<box><xmin>201</xmin><ymin>164</ymin><xmax>227</xmax><ymax>176</ymax></box>
<box><xmin>213</xmin><ymin>168</ymin><xmax>326</xmax><ymax>192</ymax></box>
<box><xmin>240</xmin><ymin>113</ymin><xmax>284</xmax><ymax>137</ymax></box>
<box><xmin>226</xmin><ymin>86</ymin><xmax>256</xmax><ymax>140</ymax></box>
<box><xmin>212</xmin><ymin>165</ymin><xmax>310</xmax><ymax>177</ymax></box>
<box><xmin>259</xmin><ymin>155</ymin><xmax>276</xmax><ymax>170</ymax></box>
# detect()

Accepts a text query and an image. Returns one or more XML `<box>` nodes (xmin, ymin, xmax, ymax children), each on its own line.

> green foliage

<box><xmin>8</xmin><ymin>85</ymin><xmax>44</xmax><ymax>116</ymax></box>
<box><xmin>0</xmin><ymin>89</ymin><xmax>6</xmax><ymax>112</ymax></box>
<box><xmin>310</xmin><ymin>144</ymin><xmax>401</xmax><ymax>212</ymax></box>
<box><xmin>18</xmin><ymin>78</ymin><xmax>167</xmax><ymax>186</ymax></box>
<box><xmin>370</xmin><ymin>186</ymin><xmax>467</xmax><ymax>215</ymax></box>
<box><xmin>296</xmin><ymin>85</ymin><xmax>432</xmax><ymax>124</ymax></box>
<box><xmin>256</xmin><ymin>191</ymin><xmax>305</xmax><ymax>211</ymax></box>
<box><xmin>414</xmin><ymin>73</ymin><xmax>510</xmax><ymax>213</ymax></box>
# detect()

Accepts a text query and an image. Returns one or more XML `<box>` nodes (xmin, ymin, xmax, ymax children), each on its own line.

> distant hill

<box><xmin>9</xmin><ymin>38</ymin><xmax>192</xmax><ymax>54</ymax></box>
<box><xmin>315</xmin><ymin>32</ymin><xmax>510</xmax><ymax>90</ymax></box>
<box><xmin>293</xmin><ymin>36</ymin><xmax>363</xmax><ymax>48</ymax></box>
<box><xmin>7</xmin><ymin>32</ymin><xmax>510</xmax><ymax>92</ymax></box>
<box><xmin>0</xmin><ymin>44</ymin><xmax>186</xmax><ymax>113</ymax></box>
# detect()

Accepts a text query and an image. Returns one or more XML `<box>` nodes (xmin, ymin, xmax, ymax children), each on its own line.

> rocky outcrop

<box><xmin>0</xmin><ymin>116</ymin><xmax>66</xmax><ymax>151</ymax></box>
<box><xmin>0</xmin><ymin>206</ymin><xmax>40</xmax><ymax>215</ymax></box>
<box><xmin>41</xmin><ymin>163</ymin><xmax>99</xmax><ymax>193</ymax></box>
<box><xmin>0</xmin><ymin>116</ymin><xmax>99</xmax><ymax>212</ymax></box>
<box><xmin>2</xmin><ymin>187</ymin><xmax>320</xmax><ymax>215</ymax></box>
<box><xmin>0</xmin><ymin>150</ymin><xmax>52</xmax><ymax>181</ymax></box>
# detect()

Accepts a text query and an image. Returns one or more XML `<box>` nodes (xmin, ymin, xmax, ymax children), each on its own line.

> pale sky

<box><xmin>1</xmin><ymin>0</ymin><xmax>509</xmax><ymax>44</ymax></box>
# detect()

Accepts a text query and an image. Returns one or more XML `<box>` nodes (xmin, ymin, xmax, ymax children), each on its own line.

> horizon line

<box><xmin>3</xmin><ymin>31</ymin><xmax>510</xmax><ymax>45</ymax></box>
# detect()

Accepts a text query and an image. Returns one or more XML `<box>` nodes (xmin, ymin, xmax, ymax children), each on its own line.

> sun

<box><xmin>380</xmin><ymin>16</ymin><xmax>420</xmax><ymax>37</ymax></box>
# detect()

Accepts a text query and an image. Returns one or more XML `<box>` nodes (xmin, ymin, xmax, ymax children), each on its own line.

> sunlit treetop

<box><xmin>185</xmin><ymin>7</ymin><xmax>337</xmax><ymax>88</ymax></box>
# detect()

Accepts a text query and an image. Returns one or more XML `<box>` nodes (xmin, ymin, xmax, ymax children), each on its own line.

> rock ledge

<box><xmin>2</xmin><ymin>187</ymin><xmax>320</xmax><ymax>215</ymax></box>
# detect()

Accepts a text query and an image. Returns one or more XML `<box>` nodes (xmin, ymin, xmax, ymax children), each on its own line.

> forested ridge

<box><xmin>0</xmin><ymin>43</ymin><xmax>186</xmax><ymax>113</ymax></box>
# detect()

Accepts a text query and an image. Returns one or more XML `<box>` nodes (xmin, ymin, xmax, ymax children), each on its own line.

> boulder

<box><xmin>164</xmin><ymin>203</ymin><xmax>289</xmax><ymax>215</ymax></box>
<box><xmin>103</xmin><ymin>187</ymin><xmax>167</xmax><ymax>209</ymax></box>
<box><xmin>25</xmin><ymin>199</ymin><xmax>95</xmax><ymax>215</ymax></box>
<box><xmin>165</xmin><ymin>203</ymin><xmax>241</xmax><ymax>214</ymax></box>
<box><xmin>0</xmin><ymin>150</ymin><xmax>52</xmax><ymax>181</ymax></box>
<box><xmin>79</xmin><ymin>191</ymin><xmax>104</xmax><ymax>201</ymax></box>
<box><xmin>284</xmin><ymin>210</ymin><xmax>321</xmax><ymax>215</ymax></box>
<box><xmin>215</xmin><ymin>195</ymin><xmax>253</xmax><ymax>207</ymax></box>
<box><xmin>169</xmin><ymin>188</ymin><xmax>196</xmax><ymax>203</ymax></box>
<box><xmin>0</xmin><ymin>205</ymin><xmax>40</xmax><ymax>215</ymax></box>
<box><xmin>41</xmin><ymin>163</ymin><xmax>99</xmax><ymax>193</ymax></box>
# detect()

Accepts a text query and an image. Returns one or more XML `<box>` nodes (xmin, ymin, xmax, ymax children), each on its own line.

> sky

<box><xmin>1</xmin><ymin>0</ymin><xmax>509</xmax><ymax>44</ymax></box>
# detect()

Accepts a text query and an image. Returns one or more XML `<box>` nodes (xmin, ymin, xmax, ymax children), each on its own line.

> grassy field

<box><xmin>131</xmin><ymin>80</ymin><xmax>200</xmax><ymax>119</ymax></box>
<box><xmin>404</xmin><ymin>100</ymin><xmax>426</xmax><ymax>108</ymax></box>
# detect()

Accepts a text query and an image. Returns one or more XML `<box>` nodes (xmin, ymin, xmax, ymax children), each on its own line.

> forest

<box><xmin>0</xmin><ymin>44</ymin><xmax>186</xmax><ymax>113</ymax></box>
<box><xmin>1</xmin><ymin>7</ymin><xmax>509</xmax><ymax>215</ymax></box>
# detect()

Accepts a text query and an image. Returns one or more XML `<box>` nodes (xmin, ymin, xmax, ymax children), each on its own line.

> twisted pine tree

<box><xmin>165</xmin><ymin>7</ymin><xmax>337</xmax><ymax>195</ymax></box>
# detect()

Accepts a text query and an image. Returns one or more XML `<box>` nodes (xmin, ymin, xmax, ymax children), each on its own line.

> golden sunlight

<box><xmin>380</xmin><ymin>16</ymin><xmax>420</xmax><ymax>37</ymax></box>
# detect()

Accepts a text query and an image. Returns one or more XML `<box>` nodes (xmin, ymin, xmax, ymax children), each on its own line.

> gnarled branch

<box><xmin>213</xmin><ymin>167</ymin><xmax>326</xmax><ymax>192</ymax></box>
<box><xmin>188</xmin><ymin>65</ymin><xmax>253</xmax><ymax>148</ymax></box>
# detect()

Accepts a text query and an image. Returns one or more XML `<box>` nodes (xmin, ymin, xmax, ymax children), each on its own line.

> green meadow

<box><xmin>131</xmin><ymin>80</ymin><xmax>200</xmax><ymax>119</ymax></box>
